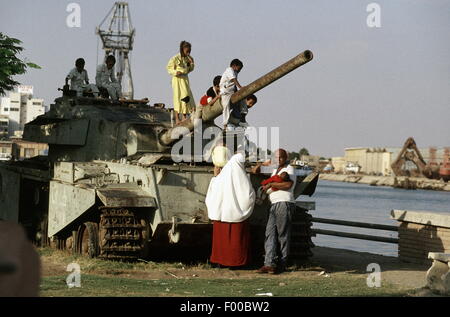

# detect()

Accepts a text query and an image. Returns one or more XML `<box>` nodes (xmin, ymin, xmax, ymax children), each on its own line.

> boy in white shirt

<box><xmin>219</xmin><ymin>59</ymin><xmax>243</xmax><ymax>129</ymax></box>
<box><xmin>95</xmin><ymin>55</ymin><xmax>122</xmax><ymax>100</ymax></box>
<box><xmin>65</xmin><ymin>58</ymin><xmax>99</xmax><ymax>97</ymax></box>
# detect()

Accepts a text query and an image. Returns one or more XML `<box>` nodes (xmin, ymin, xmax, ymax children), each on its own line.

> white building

<box><xmin>0</xmin><ymin>86</ymin><xmax>45</xmax><ymax>138</ymax></box>
<box><xmin>344</xmin><ymin>147</ymin><xmax>392</xmax><ymax>176</ymax></box>
<box><xmin>0</xmin><ymin>115</ymin><xmax>8</xmax><ymax>139</ymax></box>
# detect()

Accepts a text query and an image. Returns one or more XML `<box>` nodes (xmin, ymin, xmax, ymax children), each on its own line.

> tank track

<box><xmin>290</xmin><ymin>207</ymin><xmax>315</xmax><ymax>260</ymax></box>
<box><xmin>99</xmin><ymin>207</ymin><xmax>146</xmax><ymax>261</ymax></box>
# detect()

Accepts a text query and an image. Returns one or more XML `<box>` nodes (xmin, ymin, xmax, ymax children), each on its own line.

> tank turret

<box><xmin>23</xmin><ymin>98</ymin><xmax>173</xmax><ymax>162</ymax></box>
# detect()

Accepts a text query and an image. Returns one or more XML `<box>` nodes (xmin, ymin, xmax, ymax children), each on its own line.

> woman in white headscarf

<box><xmin>205</xmin><ymin>147</ymin><xmax>256</xmax><ymax>267</ymax></box>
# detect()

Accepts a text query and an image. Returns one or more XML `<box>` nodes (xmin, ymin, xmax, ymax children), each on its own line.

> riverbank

<box><xmin>319</xmin><ymin>173</ymin><xmax>450</xmax><ymax>192</ymax></box>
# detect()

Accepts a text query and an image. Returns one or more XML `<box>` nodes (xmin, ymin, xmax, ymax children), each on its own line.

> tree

<box><xmin>299</xmin><ymin>147</ymin><xmax>310</xmax><ymax>157</ymax></box>
<box><xmin>288</xmin><ymin>151</ymin><xmax>297</xmax><ymax>161</ymax></box>
<box><xmin>0</xmin><ymin>33</ymin><xmax>40</xmax><ymax>96</ymax></box>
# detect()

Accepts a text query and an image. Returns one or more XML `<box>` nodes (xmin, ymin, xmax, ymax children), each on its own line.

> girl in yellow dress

<box><xmin>167</xmin><ymin>41</ymin><xmax>195</xmax><ymax>124</ymax></box>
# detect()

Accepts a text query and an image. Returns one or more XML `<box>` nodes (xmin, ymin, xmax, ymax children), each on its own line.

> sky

<box><xmin>1</xmin><ymin>0</ymin><xmax>449</xmax><ymax>157</ymax></box>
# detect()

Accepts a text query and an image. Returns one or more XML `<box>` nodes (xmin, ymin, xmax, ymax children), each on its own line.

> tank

<box><xmin>0</xmin><ymin>50</ymin><xmax>317</xmax><ymax>261</ymax></box>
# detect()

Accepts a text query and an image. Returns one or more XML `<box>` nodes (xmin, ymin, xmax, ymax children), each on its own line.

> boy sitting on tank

<box><xmin>256</xmin><ymin>171</ymin><xmax>291</xmax><ymax>205</ymax></box>
<box><xmin>65</xmin><ymin>58</ymin><xmax>99</xmax><ymax>97</ymax></box>
<box><xmin>227</xmin><ymin>94</ymin><xmax>257</xmax><ymax>128</ymax></box>
<box><xmin>199</xmin><ymin>75</ymin><xmax>222</xmax><ymax>107</ymax></box>
<box><xmin>207</xmin><ymin>75</ymin><xmax>222</xmax><ymax>99</ymax></box>
<box><xmin>96</xmin><ymin>55</ymin><xmax>122</xmax><ymax>101</ymax></box>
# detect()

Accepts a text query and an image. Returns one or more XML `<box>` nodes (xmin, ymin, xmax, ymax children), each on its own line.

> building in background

<box><xmin>331</xmin><ymin>156</ymin><xmax>346</xmax><ymax>173</ymax></box>
<box><xmin>338</xmin><ymin>147</ymin><xmax>447</xmax><ymax>176</ymax></box>
<box><xmin>0</xmin><ymin>85</ymin><xmax>45</xmax><ymax>138</ymax></box>
<box><xmin>300</xmin><ymin>155</ymin><xmax>321</xmax><ymax>169</ymax></box>
<box><xmin>0</xmin><ymin>140</ymin><xmax>12</xmax><ymax>161</ymax></box>
<box><xmin>0</xmin><ymin>139</ymin><xmax>48</xmax><ymax>161</ymax></box>
<box><xmin>344</xmin><ymin>147</ymin><xmax>392</xmax><ymax>176</ymax></box>
<box><xmin>0</xmin><ymin>115</ymin><xmax>8</xmax><ymax>139</ymax></box>
<box><xmin>0</xmin><ymin>86</ymin><xmax>47</xmax><ymax>160</ymax></box>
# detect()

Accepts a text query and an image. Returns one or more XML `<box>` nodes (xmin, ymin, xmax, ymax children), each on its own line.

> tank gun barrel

<box><xmin>159</xmin><ymin>49</ymin><xmax>313</xmax><ymax>146</ymax></box>
<box><xmin>230</xmin><ymin>50</ymin><xmax>313</xmax><ymax>104</ymax></box>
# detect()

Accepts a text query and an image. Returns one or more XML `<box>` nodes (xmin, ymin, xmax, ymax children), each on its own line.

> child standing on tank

<box><xmin>167</xmin><ymin>41</ymin><xmax>196</xmax><ymax>125</ymax></box>
<box><xmin>219</xmin><ymin>59</ymin><xmax>243</xmax><ymax>130</ymax></box>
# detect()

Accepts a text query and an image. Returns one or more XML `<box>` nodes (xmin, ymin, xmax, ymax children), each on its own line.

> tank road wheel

<box><xmin>77</xmin><ymin>222</ymin><xmax>99</xmax><ymax>258</ymax></box>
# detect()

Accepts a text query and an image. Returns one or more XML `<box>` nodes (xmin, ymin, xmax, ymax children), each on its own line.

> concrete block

<box><xmin>426</xmin><ymin>252</ymin><xmax>450</xmax><ymax>295</ymax></box>
<box><xmin>391</xmin><ymin>210</ymin><xmax>450</xmax><ymax>229</ymax></box>
<box><xmin>429</xmin><ymin>252</ymin><xmax>450</xmax><ymax>262</ymax></box>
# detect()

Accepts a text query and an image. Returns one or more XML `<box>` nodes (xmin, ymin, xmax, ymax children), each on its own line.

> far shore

<box><xmin>319</xmin><ymin>173</ymin><xmax>450</xmax><ymax>192</ymax></box>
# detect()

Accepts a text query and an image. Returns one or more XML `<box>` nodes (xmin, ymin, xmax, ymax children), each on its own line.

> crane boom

<box><xmin>96</xmin><ymin>2</ymin><xmax>135</xmax><ymax>99</ymax></box>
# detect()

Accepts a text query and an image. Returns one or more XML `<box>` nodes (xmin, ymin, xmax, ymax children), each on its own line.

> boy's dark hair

<box><xmin>75</xmin><ymin>58</ymin><xmax>85</xmax><ymax>67</ymax></box>
<box><xmin>280</xmin><ymin>171</ymin><xmax>290</xmax><ymax>181</ymax></box>
<box><xmin>213</xmin><ymin>75</ymin><xmax>221</xmax><ymax>87</ymax></box>
<box><xmin>247</xmin><ymin>94</ymin><xmax>257</xmax><ymax>104</ymax></box>
<box><xmin>106</xmin><ymin>55</ymin><xmax>116</xmax><ymax>64</ymax></box>
<box><xmin>179</xmin><ymin>41</ymin><xmax>192</xmax><ymax>56</ymax></box>
<box><xmin>230</xmin><ymin>59</ymin><xmax>243</xmax><ymax>68</ymax></box>
<box><xmin>206</xmin><ymin>87</ymin><xmax>216</xmax><ymax>98</ymax></box>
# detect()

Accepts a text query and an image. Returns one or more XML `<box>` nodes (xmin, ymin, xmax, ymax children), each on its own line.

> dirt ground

<box><xmin>40</xmin><ymin>246</ymin><xmax>430</xmax><ymax>291</ymax></box>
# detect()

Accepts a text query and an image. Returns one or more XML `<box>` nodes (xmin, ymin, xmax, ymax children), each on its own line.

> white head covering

<box><xmin>206</xmin><ymin>152</ymin><xmax>255</xmax><ymax>223</ymax></box>
<box><xmin>211</xmin><ymin>145</ymin><xmax>230</xmax><ymax>167</ymax></box>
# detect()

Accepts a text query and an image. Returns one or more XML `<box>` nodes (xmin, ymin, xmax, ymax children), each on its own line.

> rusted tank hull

<box><xmin>0</xmin><ymin>159</ymin><xmax>318</xmax><ymax>261</ymax></box>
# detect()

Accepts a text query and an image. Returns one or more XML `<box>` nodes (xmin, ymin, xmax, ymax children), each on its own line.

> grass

<box><xmin>41</xmin><ymin>274</ymin><xmax>407</xmax><ymax>297</ymax></box>
<box><xmin>37</xmin><ymin>247</ymin><xmax>210</xmax><ymax>272</ymax></box>
<box><xmin>38</xmin><ymin>248</ymin><xmax>410</xmax><ymax>297</ymax></box>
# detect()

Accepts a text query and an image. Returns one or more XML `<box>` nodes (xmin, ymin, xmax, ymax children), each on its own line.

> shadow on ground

<box><xmin>306</xmin><ymin>246</ymin><xmax>429</xmax><ymax>289</ymax></box>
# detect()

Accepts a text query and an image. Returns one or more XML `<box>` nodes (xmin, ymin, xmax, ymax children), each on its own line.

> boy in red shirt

<box><xmin>200</xmin><ymin>75</ymin><xmax>222</xmax><ymax>106</ymax></box>
<box><xmin>256</xmin><ymin>172</ymin><xmax>290</xmax><ymax>205</ymax></box>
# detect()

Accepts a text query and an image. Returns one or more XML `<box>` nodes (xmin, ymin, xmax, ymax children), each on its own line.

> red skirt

<box><xmin>210</xmin><ymin>219</ymin><xmax>251</xmax><ymax>267</ymax></box>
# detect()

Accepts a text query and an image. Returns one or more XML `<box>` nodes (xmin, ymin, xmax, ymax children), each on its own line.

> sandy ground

<box><xmin>311</xmin><ymin>246</ymin><xmax>429</xmax><ymax>289</ymax></box>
